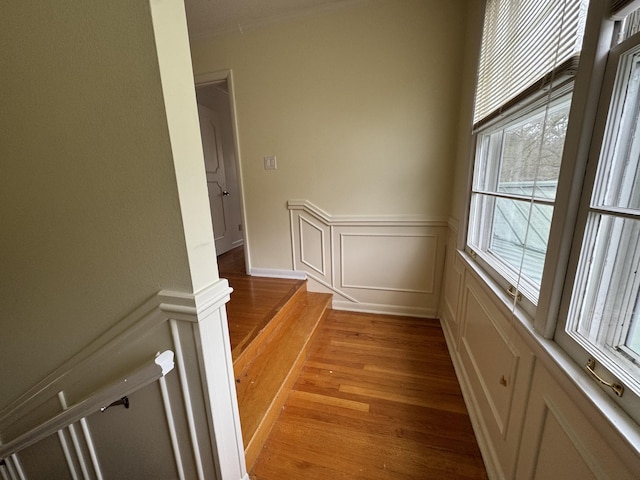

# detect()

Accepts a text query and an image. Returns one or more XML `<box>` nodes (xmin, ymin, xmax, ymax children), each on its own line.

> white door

<box><xmin>198</xmin><ymin>104</ymin><xmax>234</xmax><ymax>255</ymax></box>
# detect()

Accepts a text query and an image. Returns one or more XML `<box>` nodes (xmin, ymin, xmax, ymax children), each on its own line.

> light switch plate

<box><xmin>264</xmin><ymin>155</ymin><xmax>277</xmax><ymax>170</ymax></box>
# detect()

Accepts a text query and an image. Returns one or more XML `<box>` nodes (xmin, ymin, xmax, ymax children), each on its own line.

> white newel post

<box><xmin>192</xmin><ymin>280</ymin><xmax>248</xmax><ymax>480</ymax></box>
<box><xmin>149</xmin><ymin>1</ymin><xmax>249</xmax><ymax>478</ymax></box>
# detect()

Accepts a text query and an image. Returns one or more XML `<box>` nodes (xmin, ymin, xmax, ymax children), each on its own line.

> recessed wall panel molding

<box><xmin>441</xmin><ymin>236</ymin><xmax>640</xmax><ymax>480</ymax></box>
<box><xmin>440</xmin><ymin>228</ymin><xmax>464</xmax><ymax>347</ymax></box>
<box><xmin>517</xmin><ymin>365</ymin><xmax>640</xmax><ymax>479</ymax></box>
<box><xmin>339</xmin><ymin>233</ymin><xmax>436</xmax><ymax>293</ymax></box>
<box><xmin>299</xmin><ymin>216</ymin><xmax>326</xmax><ymax>276</ymax></box>
<box><xmin>456</xmin><ymin>269</ymin><xmax>535</xmax><ymax>479</ymax></box>
<box><xmin>0</xmin><ymin>281</ymin><xmax>247</xmax><ymax>480</ymax></box>
<box><xmin>288</xmin><ymin>200</ymin><xmax>448</xmax><ymax>317</ymax></box>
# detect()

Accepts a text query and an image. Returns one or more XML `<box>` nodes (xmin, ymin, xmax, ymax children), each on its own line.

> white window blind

<box><xmin>612</xmin><ymin>0</ymin><xmax>640</xmax><ymax>19</ymax></box>
<box><xmin>474</xmin><ymin>0</ymin><xmax>588</xmax><ymax>126</ymax></box>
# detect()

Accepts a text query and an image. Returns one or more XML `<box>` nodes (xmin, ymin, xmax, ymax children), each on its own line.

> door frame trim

<box><xmin>195</xmin><ymin>70</ymin><xmax>250</xmax><ymax>274</ymax></box>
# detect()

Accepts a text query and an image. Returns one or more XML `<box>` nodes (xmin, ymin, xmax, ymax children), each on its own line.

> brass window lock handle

<box><xmin>585</xmin><ymin>359</ymin><xmax>624</xmax><ymax>397</ymax></box>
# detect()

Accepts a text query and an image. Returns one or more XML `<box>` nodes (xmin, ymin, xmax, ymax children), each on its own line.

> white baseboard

<box><xmin>249</xmin><ymin>267</ymin><xmax>307</xmax><ymax>280</ymax></box>
<box><xmin>332</xmin><ymin>300</ymin><xmax>435</xmax><ymax>318</ymax></box>
<box><xmin>440</xmin><ymin>318</ymin><xmax>499</xmax><ymax>480</ymax></box>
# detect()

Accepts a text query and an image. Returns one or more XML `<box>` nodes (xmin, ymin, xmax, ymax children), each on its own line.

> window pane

<box><xmin>497</xmin><ymin>99</ymin><xmax>571</xmax><ymax>200</ymax></box>
<box><xmin>473</xmin><ymin>130</ymin><xmax>503</xmax><ymax>192</ymax></box>
<box><xmin>569</xmin><ymin>213</ymin><xmax>640</xmax><ymax>388</ymax></box>
<box><xmin>468</xmin><ymin>192</ymin><xmax>494</xmax><ymax>252</ymax></box>
<box><xmin>594</xmin><ymin>50</ymin><xmax>640</xmax><ymax>210</ymax></box>
<box><xmin>626</xmin><ymin>293</ymin><xmax>640</xmax><ymax>357</ymax></box>
<box><xmin>469</xmin><ymin>94</ymin><xmax>570</xmax><ymax>304</ymax></box>
<box><xmin>490</xmin><ymin>197</ymin><xmax>552</xmax><ymax>285</ymax></box>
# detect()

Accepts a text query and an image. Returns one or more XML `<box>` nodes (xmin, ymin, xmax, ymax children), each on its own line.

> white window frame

<box><xmin>468</xmin><ymin>87</ymin><xmax>574</xmax><ymax>316</ymax></box>
<box><xmin>555</xmin><ymin>30</ymin><xmax>640</xmax><ymax>423</ymax></box>
<box><xmin>466</xmin><ymin>0</ymin><xmax>589</xmax><ymax>320</ymax></box>
<box><xmin>461</xmin><ymin>0</ymin><xmax>640</xmax><ymax>438</ymax></box>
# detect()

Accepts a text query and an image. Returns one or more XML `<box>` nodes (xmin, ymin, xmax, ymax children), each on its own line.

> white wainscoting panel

<box><xmin>339</xmin><ymin>233</ymin><xmax>436</xmax><ymax>293</ymax></box>
<box><xmin>516</xmin><ymin>365</ymin><xmax>639</xmax><ymax>479</ymax></box>
<box><xmin>0</xmin><ymin>281</ymin><xmax>248</xmax><ymax>480</ymax></box>
<box><xmin>300</xmin><ymin>215</ymin><xmax>327</xmax><ymax>276</ymax></box>
<box><xmin>440</xmin><ymin>229</ymin><xmax>464</xmax><ymax>347</ymax></box>
<box><xmin>454</xmin><ymin>267</ymin><xmax>535</xmax><ymax>479</ymax></box>
<box><xmin>288</xmin><ymin>200</ymin><xmax>448</xmax><ymax>317</ymax></box>
<box><xmin>440</xmin><ymin>237</ymin><xmax>640</xmax><ymax>480</ymax></box>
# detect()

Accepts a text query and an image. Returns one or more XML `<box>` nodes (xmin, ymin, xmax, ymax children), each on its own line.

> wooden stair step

<box><xmin>233</xmin><ymin>291</ymin><xmax>332</xmax><ymax>471</ymax></box>
<box><xmin>232</xmin><ymin>280</ymin><xmax>307</xmax><ymax>370</ymax></box>
<box><xmin>226</xmin><ymin>276</ymin><xmax>306</xmax><ymax>358</ymax></box>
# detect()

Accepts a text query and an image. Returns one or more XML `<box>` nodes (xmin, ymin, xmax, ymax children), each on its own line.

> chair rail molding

<box><xmin>288</xmin><ymin>200</ymin><xmax>449</xmax><ymax>318</ymax></box>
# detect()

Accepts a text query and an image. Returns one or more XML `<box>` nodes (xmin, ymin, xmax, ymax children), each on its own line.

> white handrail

<box><xmin>0</xmin><ymin>351</ymin><xmax>175</xmax><ymax>460</ymax></box>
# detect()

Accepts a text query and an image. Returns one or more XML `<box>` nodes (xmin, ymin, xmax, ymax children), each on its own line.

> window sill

<box><xmin>459</xmin><ymin>248</ymin><xmax>535</xmax><ymax>326</ymax></box>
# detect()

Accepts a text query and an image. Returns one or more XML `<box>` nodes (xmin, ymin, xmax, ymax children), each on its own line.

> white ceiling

<box><xmin>184</xmin><ymin>0</ymin><xmax>366</xmax><ymax>38</ymax></box>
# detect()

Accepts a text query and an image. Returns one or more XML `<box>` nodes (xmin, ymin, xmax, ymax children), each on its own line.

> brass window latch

<box><xmin>507</xmin><ymin>285</ymin><xmax>521</xmax><ymax>302</ymax></box>
<box><xmin>585</xmin><ymin>359</ymin><xmax>624</xmax><ymax>397</ymax></box>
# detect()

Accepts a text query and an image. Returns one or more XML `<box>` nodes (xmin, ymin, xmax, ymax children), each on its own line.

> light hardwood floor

<box><xmin>217</xmin><ymin>244</ymin><xmax>246</xmax><ymax>275</ymax></box>
<box><xmin>251</xmin><ymin>310</ymin><xmax>488</xmax><ymax>479</ymax></box>
<box><xmin>218</xmin><ymin>246</ymin><xmax>487</xmax><ymax>479</ymax></box>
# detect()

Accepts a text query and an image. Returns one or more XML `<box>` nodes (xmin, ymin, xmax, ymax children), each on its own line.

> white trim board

<box><xmin>440</xmin><ymin>317</ymin><xmax>500</xmax><ymax>480</ymax></box>
<box><xmin>288</xmin><ymin>199</ymin><xmax>449</xmax><ymax>226</ymax></box>
<box><xmin>332</xmin><ymin>300</ymin><xmax>436</xmax><ymax>319</ymax></box>
<box><xmin>249</xmin><ymin>267</ymin><xmax>307</xmax><ymax>280</ymax></box>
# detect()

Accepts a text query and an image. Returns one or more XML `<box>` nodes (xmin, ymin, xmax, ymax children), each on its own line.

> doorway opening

<box><xmin>195</xmin><ymin>72</ymin><xmax>249</xmax><ymax>271</ymax></box>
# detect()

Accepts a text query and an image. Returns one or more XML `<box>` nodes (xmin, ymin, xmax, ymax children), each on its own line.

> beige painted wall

<box><xmin>450</xmin><ymin>0</ymin><xmax>485</xmax><ymax>227</ymax></box>
<box><xmin>0</xmin><ymin>1</ymin><xmax>209</xmax><ymax>410</ymax></box>
<box><xmin>190</xmin><ymin>0</ymin><xmax>469</xmax><ymax>270</ymax></box>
